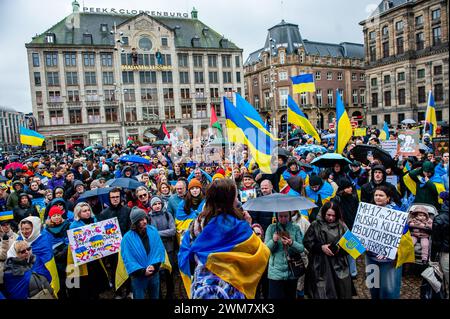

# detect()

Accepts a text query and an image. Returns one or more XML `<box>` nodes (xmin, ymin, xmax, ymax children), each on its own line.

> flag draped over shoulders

<box><xmin>178</xmin><ymin>214</ymin><xmax>270</xmax><ymax>299</ymax></box>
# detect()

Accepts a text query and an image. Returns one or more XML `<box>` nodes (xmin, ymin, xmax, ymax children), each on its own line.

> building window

<box><xmin>369</xmin><ymin>45</ymin><xmax>376</xmax><ymax>62</ymax></box>
<box><xmin>337</xmin><ymin>72</ymin><xmax>343</xmax><ymax>81</ymax></box>
<box><xmin>64</xmin><ymin>52</ymin><xmax>76</xmax><ymax>66</ymax></box>
<box><xmin>415</xmin><ymin>15</ymin><xmax>423</xmax><ymax>26</ymax></box>
<box><xmin>327</xmin><ymin>89</ymin><xmax>333</xmax><ymax>105</ymax></box>
<box><xmin>397</xmin><ymin>72</ymin><xmax>405</xmax><ymax>82</ymax></box>
<box><xmin>45</xmin><ymin>52</ymin><xmax>58</xmax><ymax>67</ymax></box>
<box><xmin>48</xmin><ymin>91</ymin><xmax>61</xmax><ymax>102</ymax></box>
<box><xmin>84</xmin><ymin>72</ymin><xmax>97</xmax><ymax>85</ymax></box>
<box><xmin>161</xmin><ymin>71</ymin><xmax>173</xmax><ymax>83</ymax></box>
<box><xmin>121</xmin><ymin>37</ymin><xmax>129</xmax><ymax>46</ymax></box>
<box><xmin>417</xmin><ymin>69</ymin><xmax>425</xmax><ymax>79</ymax></box>
<box><xmin>316</xmin><ymin>89</ymin><xmax>322</xmax><ymax>107</ymax></box>
<box><xmin>46</xmin><ymin>72</ymin><xmax>59</xmax><ymax>86</ymax></box>
<box><xmin>32</xmin><ymin>53</ymin><xmax>40</xmax><ymax>67</ymax></box>
<box><xmin>369</xmin><ymin>31</ymin><xmax>376</xmax><ymax>40</ymax></box>
<box><xmin>432</xmin><ymin>8</ymin><xmax>441</xmax><ymax>20</ymax></box>
<box><xmin>432</xmin><ymin>27</ymin><xmax>441</xmax><ymax>46</ymax></box>
<box><xmin>194</xmin><ymin>72</ymin><xmax>204</xmax><ymax>84</ymax></box>
<box><xmin>210</xmin><ymin>88</ymin><xmax>219</xmax><ymax>98</ymax></box>
<box><xmin>124</xmin><ymin>89</ymin><xmax>135</xmax><ymax>102</ymax></box>
<box><xmin>360</xmin><ymin>89</ymin><xmax>365</xmax><ymax>104</ymax></box>
<box><xmin>434</xmin><ymin>65</ymin><xmax>442</xmax><ymax>75</ymax></box>
<box><xmin>67</xmin><ymin>90</ymin><xmax>79</xmax><ymax>102</ymax></box>
<box><xmin>418</xmin><ymin>112</ymin><xmax>425</xmax><ymax>122</ymax></box>
<box><xmin>161</xmin><ymin>37</ymin><xmax>168</xmax><ymax>47</ymax></box>
<box><xmin>223</xmin><ymin>72</ymin><xmax>232</xmax><ymax>83</ymax></box>
<box><xmin>337</xmin><ymin>89</ymin><xmax>343</xmax><ymax>100</ymax></box>
<box><xmin>141</xmin><ymin>88</ymin><xmax>157</xmax><ymax>101</ymax></box>
<box><xmin>300</xmin><ymin>93</ymin><xmax>307</xmax><ymax>106</ymax></box>
<box><xmin>416</xmin><ymin>32</ymin><xmax>424</xmax><ymax>50</ymax></box>
<box><xmin>180</xmin><ymin>71</ymin><xmax>190</xmax><ymax>84</ymax></box>
<box><xmin>315</xmin><ymin>71</ymin><xmax>321</xmax><ymax>80</ymax></box>
<box><xmin>372</xmin><ymin>93</ymin><xmax>378</xmax><ymax>108</ymax></box>
<box><xmin>384</xmin><ymin>91</ymin><xmax>391</xmax><ymax>107</ymax></box>
<box><xmin>236</xmin><ymin>72</ymin><xmax>241</xmax><ymax>83</ymax></box>
<box><xmin>122</xmin><ymin>71</ymin><xmax>134</xmax><ymax>84</ymax></box>
<box><xmin>85</xmin><ymin>89</ymin><xmax>98</xmax><ymax>101</ymax></box>
<box><xmin>279</xmin><ymin>71</ymin><xmax>288</xmax><ymax>81</ymax></box>
<box><xmin>208</xmin><ymin>72</ymin><xmax>218</xmax><ymax>84</ymax></box>
<box><xmin>83</xmin><ymin>52</ymin><xmax>95</xmax><ymax>67</ymax></box>
<box><xmin>49</xmin><ymin>110</ymin><xmax>64</xmax><ymax>125</ymax></box>
<box><xmin>222</xmin><ymin>55</ymin><xmax>231</xmax><ymax>68</ymax></box>
<box><xmin>83</xmin><ymin>33</ymin><xmax>93</xmax><ymax>45</ymax></box>
<box><xmin>104</xmin><ymin>90</ymin><xmax>115</xmax><ymax>101</ymax></box>
<box><xmin>125</xmin><ymin>108</ymin><xmax>137</xmax><ymax>121</ymax></box>
<box><xmin>398</xmin><ymin>88</ymin><xmax>406</xmax><ymax>105</ymax></box>
<box><xmin>382</xmin><ymin>42</ymin><xmax>389</xmax><ymax>58</ymax></box>
<box><xmin>142</xmin><ymin>105</ymin><xmax>159</xmax><ymax>120</ymax></box>
<box><xmin>384</xmin><ymin>74</ymin><xmax>391</xmax><ymax>84</ymax></box>
<box><xmin>280</xmin><ymin>52</ymin><xmax>285</xmax><ymax>64</ymax></box>
<box><xmin>69</xmin><ymin>109</ymin><xmax>82</xmax><ymax>124</ymax></box>
<box><xmin>352</xmin><ymin>73</ymin><xmax>357</xmax><ymax>81</ymax></box>
<box><xmin>138</xmin><ymin>37</ymin><xmax>152</xmax><ymax>51</ymax></box>
<box><xmin>139</xmin><ymin>71</ymin><xmax>156</xmax><ymax>84</ymax></box>
<box><xmin>161</xmin><ymin>54</ymin><xmax>172</xmax><ymax>66</ymax></box>
<box><xmin>195</xmin><ymin>88</ymin><xmax>205</xmax><ymax>98</ymax></box>
<box><xmin>398</xmin><ymin>113</ymin><xmax>405</xmax><ymax>123</ymax></box>
<box><xmin>235</xmin><ymin>56</ymin><xmax>240</xmax><ymax>67</ymax></box>
<box><xmin>102</xmin><ymin>72</ymin><xmax>114</xmax><ymax>85</ymax></box>
<box><xmin>208</xmin><ymin>55</ymin><xmax>218</xmax><ymax>68</ymax></box>
<box><xmin>66</xmin><ymin>72</ymin><xmax>78</xmax><ymax>86</ymax></box>
<box><xmin>418</xmin><ymin>86</ymin><xmax>426</xmax><ymax>103</ymax></box>
<box><xmin>384</xmin><ymin>114</ymin><xmax>391</xmax><ymax>124</ymax></box>
<box><xmin>371</xmin><ymin>115</ymin><xmax>378</xmax><ymax>125</ymax></box>
<box><xmin>181</xmin><ymin>105</ymin><xmax>192</xmax><ymax>119</ymax></box>
<box><xmin>352</xmin><ymin>90</ymin><xmax>358</xmax><ymax>105</ymax></box>
<box><xmin>193</xmin><ymin>55</ymin><xmax>203</xmax><ymax>68</ymax></box>
<box><xmin>163</xmin><ymin>88</ymin><xmax>174</xmax><ymax>99</ymax></box>
<box><xmin>105</xmin><ymin>107</ymin><xmax>118</xmax><ymax>122</ymax></box>
<box><xmin>436</xmin><ymin>110</ymin><xmax>442</xmax><ymax>122</ymax></box>
<box><xmin>435</xmin><ymin>84</ymin><xmax>443</xmax><ymax>101</ymax></box>
<box><xmin>196</xmin><ymin>104</ymin><xmax>207</xmax><ymax>118</ymax></box>
<box><xmin>180</xmin><ymin>88</ymin><xmax>190</xmax><ymax>99</ymax></box>
<box><xmin>101</xmin><ymin>53</ymin><xmax>113</xmax><ymax>67</ymax></box>
<box><xmin>34</xmin><ymin>72</ymin><xmax>41</xmax><ymax>86</ymax></box>
<box><xmin>371</xmin><ymin>78</ymin><xmax>378</xmax><ymax>87</ymax></box>
<box><xmin>395</xmin><ymin>20</ymin><xmax>403</xmax><ymax>31</ymax></box>
<box><xmin>178</xmin><ymin>54</ymin><xmax>188</xmax><ymax>67</ymax></box>
<box><xmin>396</xmin><ymin>37</ymin><xmax>404</xmax><ymax>54</ymax></box>
<box><xmin>360</xmin><ymin>74</ymin><xmax>365</xmax><ymax>81</ymax></box>
<box><xmin>35</xmin><ymin>91</ymin><xmax>43</xmax><ymax>105</ymax></box>
<box><xmin>165</xmin><ymin>105</ymin><xmax>176</xmax><ymax>119</ymax></box>
<box><xmin>45</xmin><ymin>34</ymin><xmax>55</xmax><ymax>44</ymax></box>
<box><xmin>382</xmin><ymin>25</ymin><xmax>389</xmax><ymax>36</ymax></box>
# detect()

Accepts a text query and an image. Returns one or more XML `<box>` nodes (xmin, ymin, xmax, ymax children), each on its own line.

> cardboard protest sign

<box><xmin>381</xmin><ymin>140</ymin><xmax>398</xmax><ymax>158</ymax></box>
<box><xmin>433</xmin><ymin>137</ymin><xmax>449</xmax><ymax>156</ymax></box>
<box><xmin>386</xmin><ymin>175</ymin><xmax>398</xmax><ymax>187</ymax></box>
<box><xmin>351</xmin><ymin>202</ymin><xmax>408</xmax><ymax>260</ymax></box>
<box><xmin>67</xmin><ymin>217</ymin><xmax>122</xmax><ymax>266</ymax></box>
<box><xmin>353</xmin><ymin>128</ymin><xmax>366</xmax><ymax>137</ymax></box>
<box><xmin>397</xmin><ymin>129</ymin><xmax>420</xmax><ymax>156</ymax></box>
<box><xmin>239</xmin><ymin>189</ymin><xmax>257</xmax><ymax>203</ymax></box>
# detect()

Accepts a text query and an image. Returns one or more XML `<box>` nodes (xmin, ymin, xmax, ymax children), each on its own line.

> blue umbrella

<box><xmin>106</xmin><ymin>178</ymin><xmax>143</xmax><ymax>190</ymax></box>
<box><xmin>322</xmin><ymin>134</ymin><xmax>336</xmax><ymax>140</ymax></box>
<box><xmin>311</xmin><ymin>153</ymin><xmax>352</xmax><ymax>168</ymax></box>
<box><xmin>295</xmin><ymin>145</ymin><xmax>327</xmax><ymax>155</ymax></box>
<box><xmin>77</xmin><ymin>187</ymin><xmax>115</xmax><ymax>201</ymax></box>
<box><xmin>119</xmin><ymin>155</ymin><xmax>151</xmax><ymax>165</ymax></box>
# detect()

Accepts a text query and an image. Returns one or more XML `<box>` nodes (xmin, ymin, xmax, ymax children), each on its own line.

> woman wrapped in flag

<box><xmin>178</xmin><ymin>179</ymin><xmax>270</xmax><ymax>299</ymax></box>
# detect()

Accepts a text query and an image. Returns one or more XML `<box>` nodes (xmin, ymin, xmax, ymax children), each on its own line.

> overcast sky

<box><xmin>0</xmin><ymin>0</ymin><xmax>379</xmax><ymax>113</ymax></box>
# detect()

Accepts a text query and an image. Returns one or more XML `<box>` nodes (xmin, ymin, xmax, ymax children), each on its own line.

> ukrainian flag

<box><xmin>396</xmin><ymin>226</ymin><xmax>415</xmax><ymax>268</ymax></box>
<box><xmin>224</xmin><ymin>97</ymin><xmax>275</xmax><ymax>174</ymax></box>
<box><xmin>287</xmin><ymin>95</ymin><xmax>321</xmax><ymax>143</ymax></box>
<box><xmin>403</xmin><ymin>167</ymin><xmax>446</xmax><ymax>204</ymax></box>
<box><xmin>235</xmin><ymin>93</ymin><xmax>277</xmax><ymax>140</ymax></box>
<box><xmin>338</xmin><ymin>230</ymin><xmax>366</xmax><ymax>259</ymax></box>
<box><xmin>19</xmin><ymin>126</ymin><xmax>45</xmax><ymax>147</ymax></box>
<box><xmin>379</xmin><ymin>121</ymin><xmax>390</xmax><ymax>141</ymax></box>
<box><xmin>178</xmin><ymin>214</ymin><xmax>270</xmax><ymax>299</ymax></box>
<box><xmin>425</xmin><ymin>91</ymin><xmax>438</xmax><ymax>138</ymax></box>
<box><xmin>0</xmin><ymin>210</ymin><xmax>13</xmax><ymax>221</ymax></box>
<box><xmin>334</xmin><ymin>90</ymin><xmax>352</xmax><ymax>154</ymax></box>
<box><xmin>290</xmin><ymin>74</ymin><xmax>316</xmax><ymax>94</ymax></box>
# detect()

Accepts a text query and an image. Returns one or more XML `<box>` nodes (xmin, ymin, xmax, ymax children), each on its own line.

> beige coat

<box><xmin>0</xmin><ymin>229</ymin><xmax>18</xmax><ymax>284</ymax></box>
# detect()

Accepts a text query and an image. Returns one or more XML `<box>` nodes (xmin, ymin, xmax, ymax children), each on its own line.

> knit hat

<box><xmin>309</xmin><ymin>175</ymin><xmax>323</xmax><ymax>187</ymax></box>
<box><xmin>212</xmin><ymin>173</ymin><xmax>224</xmax><ymax>180</ymax></box>
<box><xmin>188</xmin><ymin>178</ymin><xmax>202</xmax><ymax>190</ymax></box>
<box><xmin>150</xmin><ymin>196</ymin><xmax>162</xmax><ymax>207</ymax></box>
<box><xmin>242</xmin><ymin>173</ymin><xmax>254</xmax><ymax>180</ymax></box>
<box><xmin>130</xmin><ymin>207</ymin><xmax>147</xmax><ymax>225</ymax></box>
<box><xmin>48</xmin><ymin>206</ymin><xmax>64</xmax><ymax>218</ymax></box>
<box><xmin>422</xmin><ymin>161</ymin><xmax>434</xmax><ymax>173</ymax></box>
<box><xmin>338</xmin><ymin>179</ymin><xmax>354</xmax><ymax>192</ymax></box>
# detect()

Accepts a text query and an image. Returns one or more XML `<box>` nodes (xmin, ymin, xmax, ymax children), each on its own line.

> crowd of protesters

<box><xmin>0</xmin><ymin>124</ymin><xmax>448</xmax><ymax>300</ymax></box>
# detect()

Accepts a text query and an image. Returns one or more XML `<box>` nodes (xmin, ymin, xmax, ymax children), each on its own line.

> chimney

<box><xmin>191</xmin><ymin>7</ymin><xmax>198</xmax><ymax>19</ymax></box>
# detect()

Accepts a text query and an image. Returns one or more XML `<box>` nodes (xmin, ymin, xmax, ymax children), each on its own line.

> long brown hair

<box><xmin>184</xmin><ymin>186</ymin><xmax>204</xmax><ymax>213</ymax></box>
<box><xmin>199</xmin><ymin>179</ymin><xmax>243</xmax><ymax>226</ymax></box>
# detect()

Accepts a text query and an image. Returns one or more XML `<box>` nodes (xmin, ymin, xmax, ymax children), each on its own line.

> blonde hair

<box><xmin>73</xmin><ymin>202</ymin><xmax>93</xmax><ymax>221</ymax></box>
<box><xmin>14</xmin><ymin>240</ymin><xmax>30</xmax><ymax>254</ymax></box>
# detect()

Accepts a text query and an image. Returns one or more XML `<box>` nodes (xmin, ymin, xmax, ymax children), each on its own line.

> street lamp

<box><xmin>268</xmin><ymin>37</ymin><xmax>278</xmax><ymax>137</ymax></box>
<box><xmin>111</xmin><ymin>22</ymin><xmax>127</xmax><ymax>146</ymax></box>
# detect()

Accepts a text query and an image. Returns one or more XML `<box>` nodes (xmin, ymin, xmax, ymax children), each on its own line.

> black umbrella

<box><xmin>78</xmin><ymin>187</ymin><xmax>115</xmax><ymax>201</ymax></box>
<box><xmin>349</xmin><ymin>145</ymin><xmax>395</xmax><ymax>168</ymax></box>
<box><xmin>242</xmin><ymin>193</ymin><xmax>317</xmax><ymax>212</ymax></box>
<box><xmin>105</xmin><ymin>178</ymin><xmax>143</xmax><ymax>190</ymax></box>
<box><xmin>25</xmin><ymin>157</ymin><xmax>39</xmax><ymax>162</ymax></box>
<box><xmin>275</xmin><ymin>147</ymin><xmax>291</xmax><ymax>158</ymax></box>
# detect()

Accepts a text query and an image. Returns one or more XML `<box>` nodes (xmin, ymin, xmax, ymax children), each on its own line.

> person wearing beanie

<box><xmin>69</xmin><ymin>180</ymin><xmax>86</xmax><ymax>204</ymax></box>
<box><xmin>405</xmin><ymin>161</ymin><xmax>445</xmax><ymax>210</ymax></box>
<box><xmin>212</xmin><ymin>173</ymin><xmax>224</xmax><ymax>181</ymax></box>
<box><xmin>305</xmin><ymin>176</ymin><xmax>336</xmax><ymax>222</ymax></box>
<box><xmin>120</xmin><ymin>206</ymin><xmax>166</xmax><ymax>299</ymax></box>
<box><xmin>13</xmin><ymin>193</ymin><xmax>39</xmax><ymax>224</ymax></box>
<box><xmin>239</xmin><ymin>173</ymin><xmax>259</xmax><ymax>204</ymax></box>
<box><xmin>187</xmin><ymin>168</ymin><xmax>212</xmax><ymax>191</ymax></box>
<box><xmin>348</xmin><ymin>161</ymin><xmax>368</xmax><ymax>200</ymax></box>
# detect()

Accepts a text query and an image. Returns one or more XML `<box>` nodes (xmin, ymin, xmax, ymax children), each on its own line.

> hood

<box><xmin>73</xmin><ymin>179</ymin><xmax>85</xmax><ymax>188</ymax></box>
<box><xmin>46</xmin><ymin>198</ymin><xmax>68</xmax><ymax>216</ymax></box>
<box><xmin>18</xmin><ymin>216</ymin><xmax>42</xmax><ymax>245</ymax></box>
<box><xmin>121</xmin><ymin>165</ymin><xmax>133</xmax><ymax>176</ymax></box>
<box><xmin>371</xmin><ymin>164</ymin><xmax>387</xmax><ymax>184</ymax></box>
<box><xmin>4</xmin><ymin>255</ymin><xmax>35</xmax><ymax>276</ymax></box>
<box><xmin>12</xmin><ymin>180</ymin><xmax>24</xmax><ymax>189</ymax></box>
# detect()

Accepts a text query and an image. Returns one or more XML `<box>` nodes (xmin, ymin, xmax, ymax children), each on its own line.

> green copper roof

<box><xmin>27</xmin><ymin>12</ymin><xmax>240</xmax><ymax>50</ymax></box>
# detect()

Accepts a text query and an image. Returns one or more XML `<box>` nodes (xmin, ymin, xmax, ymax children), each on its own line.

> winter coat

<box><xmin>47</xmin><ymin>176</ymin><xmax>65</xmax><ymax>191</ymax></box>
<box><xmin>167</xmin><ymin>194</ymin><xmax>184</xmax><ymax>217</ymax></box>
<box><xmin>43</xmin><ymin>220</ymin><xmax>71</xmax><ymax>268</ymax></box>
<box><xmin>7</xmin><ymin>188</ymin><xmax>24</xmax><ymax>210</ymax></box>
<box><xmin>0</xmin><ymin>230</ymin><xmax>18</xmax><ymax>284</ymax></box>
<box><xmin>13</xmin><ymin>203</ymin><xmax>39</xmax><ymax>224</ymax></box>
<box><xmin>333</xmin><ymin>192</ymin><xmax>359</xmax><ymax>230</ymax></box>
<box><xmin>149</xmin><ymin>206</ymin><xmax>176</xmax><ymax>253</ymax></box>
<box><xmin>44</xmin><ymin>198</ymin><xmax>74</xmax><ymax>222</ymax></box>
<box><xmin>408</xmin><ymin>168</ymin><xmax>442</xmax><ymax>209</ymax></box>
<box><xmin>264</xmin><ymin>221</ymin><xmax>304</xmax><ymax>280</ymax></box>
<box><xmin>431</xmin><ymin>206</ymin><xmax>449</xmax><ymax>261</ymax></box>
<box><xmin>303</xmin><ymin>215</ymin><xmax>352</xmax><ymax>299</ymax></box>
<box><xmin>360</xmin><ymin>165</ymin><xmax>401</xmax><ymax>206</ymax></box>
<box><xmin>97</xmin><ymin>204</ymin><xmax>131</xmax><ymax>236</ymax></box>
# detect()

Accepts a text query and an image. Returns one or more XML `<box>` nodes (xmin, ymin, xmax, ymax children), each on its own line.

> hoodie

<box><xmin>44</xmin><ymin>198</ymin><xmax>74</xmax><ymax>222</ymax></box>
<box><xmin>6</xmin><ymin>181</ymin><xmax>24</xmax><ymax>210</ymax></box>
<box><xmin>361</xmin><ymin>165</ymin><xmax>401</xmax><ymax>206</ymax></box>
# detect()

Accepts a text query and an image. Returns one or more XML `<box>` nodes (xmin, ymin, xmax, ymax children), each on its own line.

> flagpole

<box><xmin>286</xmin><ymin>106</ymin><xmax>289</xmax><ymax>147</ymax></box>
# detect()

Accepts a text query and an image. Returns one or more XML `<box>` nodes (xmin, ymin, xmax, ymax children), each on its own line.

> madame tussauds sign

<box><xmin>83</xmin><ymin>7</ymin><xmax>189</xmax><ymax>18</ymax></box>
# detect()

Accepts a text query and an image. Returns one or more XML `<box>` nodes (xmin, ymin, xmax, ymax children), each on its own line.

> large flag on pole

<box><xmin>224</xmin><ymin>97</ymin><xmax>275</xmax><ymax>174</ymax></box>
<box><xmin>425</xmin><ymin>90</ymin><xmax>437</xmax><ymax>138</ymax></box>
<box><xmin>157</xmin><ymin>122</ymin><xmax>171</xmax><ymax>142</ymax></box>
<box><xmin>210</xmin><ymin>104</ymin><xmax>223</xmax><ymax>138</ymax></box>
<box><xmin>334</xmin><ymin>90</ymin><xmax>352</xmax><ymax>154</ymax></box>
<box><xmin>290</xmin><ymin>74</ymin><xmax>316</xmax><ymax>94</ymax></box>
<box><xmin>287</xmin><ymin>95</ymin><xmax>321</xmax><ymax>143</ymax></box>
<box><xmin>19</xmin><ymin>126</ymin><xmax>45</xmax><ymax>146</ymax></box>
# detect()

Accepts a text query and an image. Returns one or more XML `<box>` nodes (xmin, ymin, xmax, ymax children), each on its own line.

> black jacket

<box><xmin>431</xmin><ymin>206</ymin><xmax>449</xmax><ymax>261</ymax></box>
<box><xmin>360</xmin><ymin>165</ymin><xmax>401</xmax><ymax>205</ymax></box>
<box><xmin>333</xmin><ymin>193</ymin><xmax>359</xmax><ymax>230</ymax></box>
<box><xmin>97</xmin><ymin>204</ymin><xmax>131</xmax><ymax>235</ymax></box>
<box><xmin>13</xmin><ymin>204</ymin><xmax>39</xmax><ymax>224</ymax></box>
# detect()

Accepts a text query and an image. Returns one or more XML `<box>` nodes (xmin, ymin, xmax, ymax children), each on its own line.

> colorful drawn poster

<box><xmin>397</xmin><ymin>129</ymin><xmax>420</xmax><ymax>157</ymax></box>
<box><xmin>433</xmin><ymin>137</ymin><xmax>449</xmax><ymax>156</ymax></box>
<box><xmin>67</xmin><ymin>217</ymin><xmax>122</xmax><ymax>266</ymax></box>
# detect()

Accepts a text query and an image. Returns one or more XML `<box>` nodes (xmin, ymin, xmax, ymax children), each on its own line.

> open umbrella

<box><xmin>295</xmin><ymin>145</ymin><xmax>327</xmax><ymax>156</ymax></box>
<box><xmin>274</xmin><ymin>147</ymin><xmax>291</xmax><ymax>158</ymax></box>
<box><xmin>7</xmin><ymin>155</ymin><xmax>20</xmax><ymax>162</ymax></box>
<box><xmin>310</xmin><ymin>153</ymin><xmax>352</xmax><ymax>168</ymax></box>
<box><xmin>24</xmin><ymin>157</ymin><xmax>39</xmax><ymax>163</ymax></box>
<box><xmin>401</xmin><ymin>119</ymin><xmax>416</xmax><ymax>125</ymax></box>
<box><xmin>77</xmin><ymin>187</ymin><xmax>115</xmax><ymax>201</ymax></box>
<box><xmin>322</xmin><ymin>134</ymin><xmax>336</xmax><ymax>140</ymax></box>
<box><xmin>106</xmin><ymin>178</ymin><xmax>143</xmax><ymax>190</ymax></box>
<box><xmin>5</xmin><ymin>162</ymin><xmax>23</xmax><ymax>170</ymax></box>
<box><xmin>152</xmin><ymin>140</ymin><xmax>169</xmax><ymax>146</ymax></box>
<box><xmin>119</xmin><ymin>155</ymin><xmax>151</xmax><ymax>165</ymax></box>
<box><xmin>242</xmin><ymin>193</ymin><xmax>317</xmax><ymax>212</ymax></box>
<box><xmin>349</xmin><ymin>145</ymin><xmax>395</xmax><ymax>168</ymax></box>
<box><xmin>137</xmin><ymin>145</ymin><xmax>152</xmax><ymax>152</ymax></box>
<box><xmin>288</xmin><ymin>137</ymin><xmax>300</xmax><ymax>146</ymax></box>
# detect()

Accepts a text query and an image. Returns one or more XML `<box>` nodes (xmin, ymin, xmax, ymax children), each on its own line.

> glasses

<box><xmin>138</xmin><ymin>194</ymin><xmax>148</xmax><ymax>199</ymax></box>
<box><xmin>18</xmin><ymin>247</ymin><xmax>32</xmax><ymax>254</ymax></box>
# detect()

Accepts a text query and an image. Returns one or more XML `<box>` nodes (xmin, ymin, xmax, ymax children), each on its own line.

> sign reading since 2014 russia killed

<box><xmin>351</xmin><ymin>202</ymin><xmax>408</xmax><ymax>260</ymax></box>
<box><xmin>67</xmin><ymin>217</ymin><xmax>123</xmax><ymax>266</ymax></box>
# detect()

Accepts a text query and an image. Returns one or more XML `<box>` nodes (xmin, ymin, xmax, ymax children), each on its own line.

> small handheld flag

<box><xmin>338</xmin><ymin>230</ymin><xmax>366</xmax><ymax>259</ymax></box>
<box><xmin>290</xmin><ymin>74</ymin><xmax>316</xmax><ymax>94</ymax></box>
<box><xmin>19</xmin><ymin>126</ymin><xmax>45</xmax><ymax>146</ymax></box>
<box><xmin>0</xmin><ymin>210</ymin><xmax>13</xmax><ymax>221</ymax></box>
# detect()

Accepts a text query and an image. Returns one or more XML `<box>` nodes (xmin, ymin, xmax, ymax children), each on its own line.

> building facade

<box><xmin>360</xmin><ymin>0</ymin><xmax>449</xmax><ymax>127</ymax></box>
<box><xmin>244</xmin><ymin>20</ymin><xmax>366</xmax><ymax>132</ymax></box>
<box><xmin>25</xmin><ymin>2</ymin><xmax>244</xmax><ymax>151</ymax></box>
<box><xmin>0</xmin><ymin>106</ymin><xmax>27</xmax><ymax>151</ymax></box>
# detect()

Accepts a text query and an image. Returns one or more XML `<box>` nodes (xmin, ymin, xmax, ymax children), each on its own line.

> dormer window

<box><xmin>192</xmin><ymin>36</ymin><xmax>200</xmax><ymax>47</ymax></box>
<box><xmin>219</xmin><ymin>38</ymin><xmax>229</xmax><ymax>48</ymax></box>
<box><xmin>83</xmin><ymin>33</ymin><xmax>93</xmax><ymax>45</ymax></box>
<box><xmin>100</xmin><ymin>24</ymin><xmax>108</xmax><ymax>32</ymax></box>
<box><xmin>45</xmin><ymin>33</ymin><xmax>55</xmax><ymax>44</ymax></box>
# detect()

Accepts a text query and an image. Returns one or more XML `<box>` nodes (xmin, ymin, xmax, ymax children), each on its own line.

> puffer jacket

<box><xmin>264</xmin><ymin>221</ymin><xmax>304</xmax><ymax>280</ymax></box>
<box><xmin>431</xmin><ymin>205</ymin><xmax>449</xmax><ymax>261</ymax></box>
<box><xmin>149</xmin><ymin>206</ymin><xmax>176</xmax><ymax>253</ymax></box>
<box><xmin>0</xmin><ymin>230</ymin><xmax>19</xmax><ymax>284</ymax></box>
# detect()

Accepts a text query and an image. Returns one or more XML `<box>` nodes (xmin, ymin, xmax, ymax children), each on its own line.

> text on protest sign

<box><xmin>381</xmin><ymin>140</ymin><xmax>398</xmax><ymax>158</ymax></box>
<box><xmin>351</xmin><ymin>202</ymin><xmax>408</xmax><ymax>260</ymax></box>
<box><xmin>67</xmin><ymin>217</ymin><xmax>122</xmax><ymax>267</ymax></box>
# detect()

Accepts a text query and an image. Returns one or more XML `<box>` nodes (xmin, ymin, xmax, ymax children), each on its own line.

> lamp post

<box><xmin>268</xmin><ymin>37</ymin><xmax>278</xmax><ymax>137</ymax></box>
<box><xmin>110</xmin><ymin>22</ymin><xmax>127</xmax><ymax>146</ymax></box>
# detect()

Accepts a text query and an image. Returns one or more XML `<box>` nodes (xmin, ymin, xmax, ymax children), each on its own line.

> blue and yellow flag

<box><xmin>235</xmin><ymin>93</ymin><xmax>277</xmax><ymax>140</ymax></box>
<box><xmin>19</xmin><ymin>126</ymin><xmax>45</xmax><ymax>147</ymax></box>
<box><xmin>379</xmin><ymin>121</ymin><xmax>390</xmax><ymax>141</ymax></box>
<box><xmin>396</xmin><ymin>227</ymin><xmax>415</xmax><ymax>268</ymax></box>
<box><xmin>0</xmin><ymin>210</ymin><xmax>13</xmax><ymax>221</ymax></box>
<box><xmin>178</xmin><ymin>214</ymin><xmax>270</xmax><ymax>299</ymax></box>
<box><xmin>338</xmin><ymin>230</ymin><xmax>366</xmax><ymax>259</ymax></box>
<box><xmin>334</xmin><ymin>90</ymin><xmax>352</xmax><ymax>154</ymax></box>
<box><xmin>425</xmin><ymin>91</ymin><xmax>437</xmax><ymax>138</ymax></box>
<box><xmin>287</xmin><ymin>95</ymin><xmax>321</xmax><ymax>143</ymax></box>
<box><xmin>224</xmin><ymin>97</ymin><xmax>275</xmax><ymax>174</ymax></box>
<box><xmin>290</xmin><ymin>74</ymin><xmax>316</xmax><ymax>93</ymax></box>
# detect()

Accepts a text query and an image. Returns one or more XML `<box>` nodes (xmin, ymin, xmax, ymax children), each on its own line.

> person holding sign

<box><xmin>303</xmin><ymin>201</ymin><xmax>353</xmax><ymax>299</ymax></box>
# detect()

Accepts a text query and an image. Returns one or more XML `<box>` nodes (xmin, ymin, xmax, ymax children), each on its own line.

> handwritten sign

<box><xmin>351</xmin><ymin>202</ymin><xmax>408</xmax><ymax>260</ymax></box>
<box><xmin>67</xmin><ymin>217</ymin><xmax>122</xmax><ymax>266</ymax></box>
<box><xmin>398</xmin><ymin>129</ymin><xmax>420</xmax><ymax>156</ymax></box>
<box><xmin>381</xmin><ymin>140</ymin><xmax>398</xmax><ymax>158</ymax></box>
